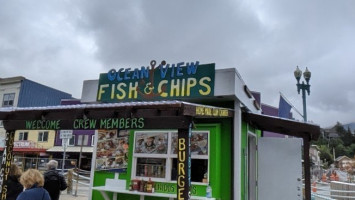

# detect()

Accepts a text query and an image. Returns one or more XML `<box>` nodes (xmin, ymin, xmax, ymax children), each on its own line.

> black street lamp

<box><xmin>294</xmin><ymin>66</ymin><xmax>311</xmax><ymax>122</ymax></box>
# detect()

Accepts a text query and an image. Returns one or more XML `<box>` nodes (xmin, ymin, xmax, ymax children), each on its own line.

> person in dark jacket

<box><xmin>16</xmin><ymin>169</ymin><xmax>51</xmax><ymax>200</ymax></box>
<box><xmin>43</xmin><ymin>160</ymin><xmax>67</xmax><ymax>200</ymax></box>
<box><xmin>6</xmin><ymin>164</ymin><xmax>23</xmax><ymax>200</ymax></box>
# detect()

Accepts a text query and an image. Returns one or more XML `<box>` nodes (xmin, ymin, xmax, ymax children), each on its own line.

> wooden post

<box><xmin>303</xmin><ymin>136</ymin><xmax>311</xmax><ymax>200</ymax></box>
<box><xmin>0</xmin><ymin>130</ymin><xmax>15</xmax><ymax>200</ymax></box>
<box><xmin>74</xmin><ymin>136</ymin><xmax>84</xmax><ymax>196</ymax></box>
<box><xmin>67</xmin><ymin>169</ymin><xmax>73</xmax><ymax>194</ymax></box>
<box><xmin>36</xmin><ymin>154</ymin><xmax>39</xmax><ymax>170</ymax></box>
<box><xmin>22</xmin><ymin>157</ymin><xmax>25</xmax><ymax>172</ymax></box>
<box><xmin>177</xmin><ymin>122</ymin><xmax>192</xmax><ymax>200</ymax></box>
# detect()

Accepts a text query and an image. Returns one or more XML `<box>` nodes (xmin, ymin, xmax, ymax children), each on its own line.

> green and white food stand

<box><xmin>0</xmin><ymin>61</ymin><xmax>320</xmax><ymax>200</ymax></box>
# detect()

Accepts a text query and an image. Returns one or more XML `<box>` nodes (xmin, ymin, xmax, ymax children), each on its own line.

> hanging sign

<box><xmin>60</xmin><ymin>130</ymin><xmax>73</xmax><ymax>139</ymax></box>
<box><xmin>97</xmin><ymin>60</ymin><xmax>215</xmax><ymax>102</ymax></box>
<box><xmin>0</xmin><ymin>131</ymin><xmax>15</xmax><ymax>200</ymax></box>
<box><xmin>177</xmin><ymin>127</ymin><xmax>191</xmax><ymax>200</ymax></box>
<box><xmin>23</xmin><ymin>117</ymin><xmax>145</xmax><ymax>130</ymax></box>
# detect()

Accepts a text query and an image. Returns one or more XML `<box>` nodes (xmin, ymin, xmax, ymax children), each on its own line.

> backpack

<box><xmin>43</xmin><ymin>171</ymin><xmax>66</xmax><ymax>200</ymax></box>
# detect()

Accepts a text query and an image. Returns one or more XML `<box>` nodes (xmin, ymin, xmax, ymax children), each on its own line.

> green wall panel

<box><xmin>240</xmin><ymin>122</ymin><xmax>261</xmax><ymax>200</ymax></box>
<box><xmin>92</xmin><ymin>171</ymin><xmax>115</xmax><ymax>200</ymax></box>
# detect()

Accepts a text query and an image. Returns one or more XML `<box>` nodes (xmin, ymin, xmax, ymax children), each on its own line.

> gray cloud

<box><xmin>0</xmin><ymin>0</ymin><xmax>102</xmax><ymax>97</ymax></box>
<box><xmin>1</xmin><ymin>0</ymin><xmax>355</xmax><ymax>127</ymax></box>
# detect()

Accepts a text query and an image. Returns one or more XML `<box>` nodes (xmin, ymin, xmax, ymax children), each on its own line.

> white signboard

<box><xmin>14</xmin><ymin>141</ymin><xmax>36</xmax><ymax>148</ymax></box>
<box><xmin>60</xmin><ymin>130</ymin><xmax>73</xmax><ymax>139</ymax></box>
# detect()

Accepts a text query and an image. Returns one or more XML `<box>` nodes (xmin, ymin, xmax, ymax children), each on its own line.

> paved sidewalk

<box><xmin>59</xmin><ymin>186</ymin><xmax>89</xmax><ymax>200</ymax></box>
<box><xmin>59</xmin><ymin>194</ymin><xmax>88</xmax><ymax>200</ymax></box>
<box><xmin>58</xmin><ymin>177</ymin><xmax>90</xmax><ymax>200</ymax></box>
<box><xmin>60</xmin><ymin>193</ymin><xmax>88</xmax><ymax>200</ymax></box>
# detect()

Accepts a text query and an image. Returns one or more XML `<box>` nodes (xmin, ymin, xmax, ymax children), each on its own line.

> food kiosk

<box><xmin>0</xmin><ymin>60</ymin><xmax>320</xmax><ymax>200</ymax></box>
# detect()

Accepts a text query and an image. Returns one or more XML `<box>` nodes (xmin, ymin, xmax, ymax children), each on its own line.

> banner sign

<box><xmin>0</xmin><ymin>131</ymin><xmax>15</xmax><ymax>200</ymax></box>
<box><xmin>97</xmin><ymin>60</ymin><xmax>215</xmax><ymax>102</ymax></box>
<box><xmin>177</xmin><ymin>126</ymin><xmax>191</xmax><ymax>200</ymax></box>
<box><xmin>14</xmin><ymin>141</ymin><xmax>36</xmax><ymax>148</ymax></box>
<box><xmin>24</xmin><ymin>117</ymin><xmax>145</xmax><ymax>130</ymax></box>
<box><xmin>7</xmin><ymin>116</ymin><xmax>190</xmax><ymax>130</ymax></box>
<box><xmin>195</xmin><ymin>106</ymin><xmax>229</xmax><ymax>117</ymax></box>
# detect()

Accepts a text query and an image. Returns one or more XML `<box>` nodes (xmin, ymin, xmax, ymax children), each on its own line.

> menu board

<box><xmin>95</xmin><ymin>129</ymin><xmax>129</xmax><ymax>172</ymax></box>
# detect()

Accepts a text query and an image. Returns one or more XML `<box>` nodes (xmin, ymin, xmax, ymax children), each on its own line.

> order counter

<box><xmin>92</xmin><ymin>186</ymin><xmax>216</xmax><ymax>200</ymax></box>
<box><xmin>92</xmin><ymin>176</ymin><xmax>215</xmax><ymax>200</ymax></box>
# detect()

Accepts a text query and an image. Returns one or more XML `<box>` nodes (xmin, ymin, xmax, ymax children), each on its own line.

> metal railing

<box><xmin>312</xmin><ymin>193</ymin><xmax>334</xmax><ymax>200</ymax></box>
<box><xmin>64</xmin><ymin>168</ymin><xmax>91</xmax><ymax>196</ymax></box>
<box><xmin>13</xmin><ymin>156</ymin><xmax>77</xmax><ymax>172</ymax></box>
<box><xmin>311</xmin><ymin>181</ymin><xmax>355</xmax><ymax>200</ymax></box>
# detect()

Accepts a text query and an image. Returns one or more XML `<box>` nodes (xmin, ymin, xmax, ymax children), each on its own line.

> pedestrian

<box><xmin>5</xmin><ymin>164</ymin><xmax>23</xmax><ymax>200</ymax></box>
<box><xmin>16</xmin><ymin>169</ymin><xmax>51</xmax><ymax>200</ymax></box>
<box><xmin>43</xmin><ymin>160</ymin><xmax>67</xmax><ymax>200</ymax></box>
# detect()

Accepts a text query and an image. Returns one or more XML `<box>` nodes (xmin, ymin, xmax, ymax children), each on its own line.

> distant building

<box><xmin>0</xmin><ymin>76</ymin><xmax>72</xmax><ymax>169</ymax></box>
<box><xmin>11</xmin><ymin>130</ymin><xmax>56</xmax><ymax>170</ymax></box>
<box><xmin>321</xmin><ymin>126</ymin><xmax>340</xmax><ymax>140</ymax></box>
<box><xmin>335</xmin><ymin>155</ymin><xmax>354</xmax><ymax>170</ymax></box>
<box><xmin>0</xmin><ymin>76</ymin><xmax>72</xmax><ymax>108</ymax></box>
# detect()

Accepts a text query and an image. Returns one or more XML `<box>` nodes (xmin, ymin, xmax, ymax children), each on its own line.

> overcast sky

<box><xmin>1</xmin><ymin>0</ymin><xmax>354</xmax><ymax>128</ymax></box>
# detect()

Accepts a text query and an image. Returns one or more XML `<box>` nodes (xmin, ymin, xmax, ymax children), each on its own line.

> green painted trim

<box><xmin>195</xmin><ymin>124</ymin><xmax>221</xmax><ymax>197</ymax></box>
<box><xmin>241</xmin><ymin>122</ymin><xmax>261</xmax><ymax>200</ymax></box>
<box><xmin>241</xmin><ymin>121</ymin><xmax>247</xmax><ymax>200</ymax></box>
<box><xmin>220</xmin><ymin>120</ymin><xmax>232</xmax><ymax>200</ymax></box>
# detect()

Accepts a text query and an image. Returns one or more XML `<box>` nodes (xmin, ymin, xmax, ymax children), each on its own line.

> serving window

<box><xmin>132</xmin><ymin>130</ymin><xmax>209</xmax><ymax>183</ymax></box>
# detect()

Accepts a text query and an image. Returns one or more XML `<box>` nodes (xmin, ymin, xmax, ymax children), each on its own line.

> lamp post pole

<box><xmin>294</xmin><ymin>66</ymin><xmax>312</xmax><ymax>200</ymax></box>
<box><xmin>294</xmin><ymin>66</ymin><xmax>311</xmax><ymax>122</ymax></box>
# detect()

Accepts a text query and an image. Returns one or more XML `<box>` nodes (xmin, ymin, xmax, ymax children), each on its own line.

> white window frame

<box><xmin>68</xmin><ymin>135</ymin><xmax>75</xmax><ymax>146</ymax></box>
<box><xmin>77</xmin><ymin>135</ymin><xmax>89</xmax><ymax>146</ymax></box>
<box><xmin>38</xmin><ymin>131</ymin><xmax>49</xmax><ymax>142</ymax></box>
<box><xmin>131</xmin><ymin>130</ymin><xmax>210</xmax><ymax>184</ymax></box>
<box><xmin>18</xmin><ymin>132</ymin><xmax>28</xmax><ymax>141</ymax></box>
<box><xmin>62</xmin><ymin>135</ymin><xmax>75</xmax><ymax>146</ymax></box>
<box><xmin>2</xmin><ymin>93</ymin><xmax>15</xmax><ymax>107</ymax></box>
<box><xmin>91</xmin><ymin>135</ymin><xmax>95</xmax><ymax>146</ymax></box>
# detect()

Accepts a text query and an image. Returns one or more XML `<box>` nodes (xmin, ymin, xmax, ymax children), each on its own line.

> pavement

<box><xmin>60</xmin><ymin>193</ymin><xmax>88</xmax><ymax>200</ymax></box>
<box><xmin>59</xmin><ymin>183</ymin><xmax>89</xmax><ymax>200</ymax></box>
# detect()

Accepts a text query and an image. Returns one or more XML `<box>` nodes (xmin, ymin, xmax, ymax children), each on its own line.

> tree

<box><xmin>335</xmin><ymin>144</ymin><xmax>347</xmax><ymax>157</ymax></box>
<box><xmin>319</xmin><ymin>145</ymin><xmax>333</xmax><ymax>168</ymax></box>
<box><xmin>340</xmin><ymin>127</ymin><xmax>355</xmax><ymax>146</ymax></box>
<box><xmin>312</xmin><ymin>137</ymin><xmax>328</xmax><ymax>146</ymax></box>
<box><xmin>335</xmin><ymin>122</ymin><xmax>347</xmax><ymax>137</ymax></box>
<box><xmin>315</xmin><ymin>122</ymin><xmax>355</xmax><ymax>168</ymax></box>
<box><xmin>349</xmin><ymin>144</ymin><xmax>355</xmax><ymax>157</ymax></box>
<box><xmin>329</xmin><ymin>138</ymin><xmax>343</xmax><ymax>149</ymax></box>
